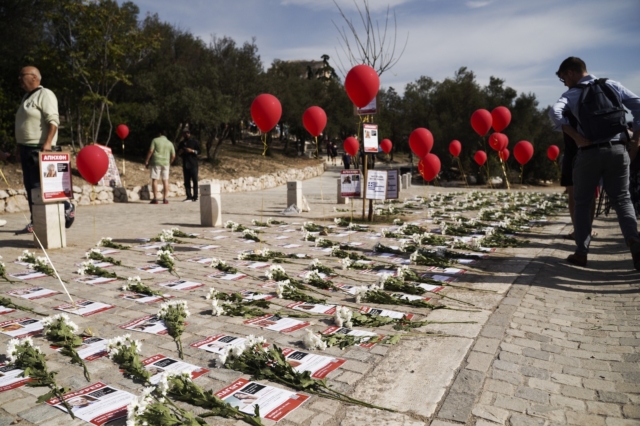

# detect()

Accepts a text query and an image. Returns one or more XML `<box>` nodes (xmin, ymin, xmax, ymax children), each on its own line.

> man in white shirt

<box><xmin>15</xmin><ymin>66</ymin><xmax>60</xmax><ymax>233</ymax></box>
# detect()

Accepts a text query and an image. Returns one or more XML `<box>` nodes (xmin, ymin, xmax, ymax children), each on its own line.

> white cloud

<box><xmin>466</xmin><ymin>1</ymin><xmax>493</xmax><ymax>8</ymax></box>
<box><xmin>280</xmin><ymin>0</ymin><xmax>414</xmax><ymax>12</ymax></box>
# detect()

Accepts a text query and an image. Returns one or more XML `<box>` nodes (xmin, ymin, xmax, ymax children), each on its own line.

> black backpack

<box><xmin>575</xmin><ymin>78</ymin><xmax>627</xmax><ymax>141</ymax></box>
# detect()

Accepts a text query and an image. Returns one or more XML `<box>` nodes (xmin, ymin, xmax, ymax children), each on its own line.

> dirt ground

<box><xmin>0</xmin><ymin>139</ymin><xmax>324</xmax><ymax>190</ymax></box>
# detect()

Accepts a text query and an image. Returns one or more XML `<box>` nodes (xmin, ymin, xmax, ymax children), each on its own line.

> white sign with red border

<box><xmin>142</xmin><ymin>354</ymin><xmax>209</xmax><ymax>384</ymax></box>
<box><xmin>39</xmin><ymin>152</ymin><xmax>72</xmax><ymax>202</ymax></box>
<box><xmin>363</xmin><ymin>123</ymin><xmax>379</xmax><ymax>153</ymax></box>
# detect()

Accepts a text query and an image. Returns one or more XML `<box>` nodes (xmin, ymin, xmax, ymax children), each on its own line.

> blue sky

<box><xmin>131</xmin><ymin>0</ymin><xmax>640</xmax><ymax>110</ymax></box>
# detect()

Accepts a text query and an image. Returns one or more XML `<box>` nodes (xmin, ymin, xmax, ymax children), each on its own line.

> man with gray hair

<box><xmin>15</xmin><ymin>66</ymin><xmax>61</xmax><ymax>233</ymax></box>
<box><xmin>549</xmin><ymin>56</ymin><xmax>640</xmax><ymax>270</ymax></box>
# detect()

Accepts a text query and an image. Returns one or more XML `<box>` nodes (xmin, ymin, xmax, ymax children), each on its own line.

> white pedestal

<box><xmin>287</xmin><ymin>181</ymin><xmax>303</xmax><ymax>208</ymax></box>
<box><xmin>31</xmin><ymin>188</ymin><xmax>66</xmax><ymax>249</ymax></box>
<box><xmin>336</xmin><ymin>178</ymin><xmax>349</xmax><ymax>204</ymax></box>
<box><xmin>200</xmin><ymin>182</ymin><xmax>222</xmax><ymax>227</ymax></box>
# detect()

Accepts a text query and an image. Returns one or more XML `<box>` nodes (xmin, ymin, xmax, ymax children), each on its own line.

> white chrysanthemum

<box><xmin>266</xmin><ymin>265</ymin><xmax>286</xmax><ymax>281</ymax></box>
<box><xmin>396</xmin><ymin>265</ymin><xmax>411</xmax><ymax>280</ymax></box>
<box><xmin>393</xmin><ymin>218</ymin><xmax>404</xmax><ymax>225</ymax></box>
<box><xmin>237</xmin><ymin>251</ymin><xmax>251</xmax><ymax>260</ymax></box>
<box><xmin>354</xmin><ymin>286</ymin><xmax>369</xmax><ymax>303</ymax></box>
<box><xmin>156</xmin><ymin>249</ymin><xmax>174</xmax><ymax>260</ymax></box>
<box><xmin>246</xmin><ymin>335</ymin><xmax>267</xmax><ymax>351</ymax></box>
<box><xmin>77</xmin><ymin>261</ymin><xmax>93</xmax><ymax>275</ymax></box>
<box><xmin>42</xmin><ymin>313</ymin><xmax>79</xmax><ymax>335</ymax></box>
<box><xmin>158</xmin><ymin>300</ymin><xmax>190</xmax><ymax>319</ymax></box>
<box><xmin>242</xmin><ymin>229</ymin><xmax>258</xmax><ymax>239</ymax></box>
<box><xmin>205</xmin><ymin>287</ymin><xmax>218</xmax><ymax>300</ymax></box>
<box><xmin>303</xmin><ymin>329</ymin><xmax>327</xmax><ymax>351</ymax></box>
<box><xmin>303</xmin><ymin>270</ymin><xmax>323</xmax><ymax>283</ymax></box>
<box><xmin>315</xmin><ymin>238</ymin><xmax>327</xmax><ymax>247</ymax></box>
<box><xmin>341</xmin><ymin>257</ymin><xmax>353</xmax><ymax>270</ymax></box>
<box><xmin>209</xmin><ymin>258</ymin><xmax>225</xmax><ymax>269</ymax></box>
<box><xmin>440</xmin><ymin>223</ymin><xmax>449</xmax><ymax>235</ymax></box>
<box><xmin>6</xmin><ymin>338</ymin><xmax>19</xmax><ymax>363</ymax></box>
<box><xmin>377</xmin><ymin>273</ymin><xmax>393</xmax><ymax>288</ymax></box>
<box><xmin>275</xmin><ymin>280</ymin><xmax>291</xmax><ymax>298</ymax></box>
<box><xmin>156</xmin><ymin>372</ymin><xmax>170</xmax><ymax>396</ymax></box>
<box><xmin>97</xmin><ymin>237</ymin><xmax>112</xmax><ymax>247</ymax></box>
<box><xmin>211</xmin><ymin>298</ymin><xmax>225</xmax><ymax>316</ymax></box>
<box><xmin>334</xmin><ymin>306</ymin><xmax>353</xmax><ymax>328</ymax></box>
<box><xmin>231</xmin><ymin>342</ymin><xmax>246</xmax><ymax>358</ymax></box>
<box><xmin>218</xmin><ymin>346</ymin><xmax>230</xmax><ymax>367</ymax></box>
<box><xmin>85</xmin><ymin>248</ymin><xmax>101</xmax><ymax>259</ymax></box>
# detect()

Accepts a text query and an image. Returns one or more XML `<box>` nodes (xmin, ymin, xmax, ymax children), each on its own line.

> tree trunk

<box><xmin>211</xmin><ymin>125</ymin><xmax>230</xmax><ymax>163</ymax></box>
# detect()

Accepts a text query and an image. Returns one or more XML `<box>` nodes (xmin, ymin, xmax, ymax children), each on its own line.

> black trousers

<box><xmin>183</xmin><ymin>166</ymin><xmax>199</xmax><ymax>200</ymax></box>
<box><xmin>20</xmin><ymin>145</ymin><xmax>42</xmax><ymax>222</ymax></box>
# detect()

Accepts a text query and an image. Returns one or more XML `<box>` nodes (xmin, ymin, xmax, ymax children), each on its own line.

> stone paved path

<box><xmin>0</xmin><ymin>168</ymin><xmax>637</xmax><ymax>426</ymax></box>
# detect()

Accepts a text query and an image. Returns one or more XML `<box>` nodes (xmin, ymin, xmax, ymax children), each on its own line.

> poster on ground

<box><xmin>191</xmin><ymin>334</ymin><xmax>254</xmax><ymax>355</ymax></box>
<box><xmin>157</xmin><ymin>279</ymin><xmax>204</xmax><ymax>291</ymax></box>
<box><xmin>363</xmin><ymin>123</ymin><xmax>379</xmax><ymax>153</ymax></box>
<box><xmin>118</xmin><ymin>292</ymin><xmax>172</xmax><ymax>304</ymax></box>
<box><xmin>119</xmin><ymin>315</ymin><xmax>171</xmax><ymax>335</ymax></box>
<box><xmin>243</xmin><ymin>314</ymin><xmax>310</xmax><ymax>333</ymax></box>
<box><xmin>359</xmin><ymin>306</ymin><xmax>414</xmax><ymax>320</ymax></box>
<box><xmin>142</xmin><ymin>354</ymin><xmax>209</xmax><ymax>384</ymax></box>
<box><xmin>0</xmin><ymin>363</ymin><xmax>32</xmax><ymax>392</ymax></box>
<box><xmin>52</xmin><ymin>337</ymin><xmax>108</xmax><ymax>361</ymax></box>
<box><xmin>340</xmin><ymin>170</ymin><xmax>362</xmax><ymax>197</ymax></box>
<box><xmin>365</xmin><ymin>170</ymin><xmax>387</xmax><ymax>200</ymax></box>
<box><xmin>39</xmin><ymin>152</ymin><xmax>72</xmax><ymax>202</ymax></box>
<box><xmin>46</xmin><ymin>382</ymin><xmax>134</xmax><ymax>426</ymax></box>
<box><xmin>280</xmin><ymin>348</ymin><xmax>345</xmax><ymax>379</ymax></box>
<box><xmin>0</xmin><ymin>318</ymin><xmax>44</xmax><ymax>338</ymax></box>
<box><xmin>321</xmin><ymin>326</ymin><xmax>381</xmax><ymax>349</ymax></box>
<box><xmin>96</xmin><ymin>145</ymin><xmax>122</xmax><ymax>188</ymax></box>
<box><xmin>215</xmin><ymin>378</ymin><xmax>309</xmax><ymax>422</ymax></box>
<box><xmin>286</xmin><ymin>302</ymin><xmax>336</xmax><ymax>315</ymax></box>
<box><xmin>55</xmin><ymin>300</ymin><xmax>114</xmax><ymax>317</ymax></box>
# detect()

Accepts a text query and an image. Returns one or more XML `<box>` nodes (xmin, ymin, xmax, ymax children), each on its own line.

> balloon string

<box><xmin>499</xmin><ymin>158</ymin><xmax>511</xmax><ymax>190</ymax></box>
<box><xmin>455</xmin><ymin>157</ymin><xmax>469</xmax><ymax>188</ymax></box>
<box><xmin>261</xmin><ymin>133</ymin><xmax>268</xmax><ymax>156</ymax></box>
<box><xmin>314</xmin><ymin>136</ymin><xmax>318</xmax><ymax>159</ymax></box>
<box><xmin>520</xmin><ymin>165</ymin><xmax>524</xmax><ymax>185</ymax></box>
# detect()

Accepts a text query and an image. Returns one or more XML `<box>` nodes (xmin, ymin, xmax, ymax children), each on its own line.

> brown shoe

<box><xmin>566</xmin><ymin>253</ymin><xmax>587</xmax><ymax>267</ymax></box>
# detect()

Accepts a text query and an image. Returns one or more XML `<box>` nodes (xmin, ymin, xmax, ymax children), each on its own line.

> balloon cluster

<box><xmin>408</xmin><ymin>128</ymin><xmax>440</xmax><ymax>181</ymax></box>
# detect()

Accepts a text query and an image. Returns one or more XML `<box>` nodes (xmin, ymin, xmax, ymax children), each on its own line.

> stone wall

<box><xmin>0</xmin><ymin>163</ymin><xmax>325</xmax><ymax>213</ymax></box>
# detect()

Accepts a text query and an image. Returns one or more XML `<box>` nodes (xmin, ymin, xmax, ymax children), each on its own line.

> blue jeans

<box><xmin>573</xmin><ymin>143</ymin><xmax>639</xmax><ymax>254</ymax></box>
<box><xmin>19</xmin><ymin>145</ymin><xmax>42</xmax><ymax>222</ymax></box>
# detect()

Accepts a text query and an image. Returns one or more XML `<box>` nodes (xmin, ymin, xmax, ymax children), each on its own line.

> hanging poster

<box><xmin>386</xmin><ymin>169</ymin><xmax>399</xmax><ymax>199</ymax></box>
<box><xmin>363</xmin><ymin>123</ymin><xmax>379</xmax><ymax>153</ymax></box>
<box><xmin>39</xmin><ymin>152</ymin><xmax>72</xmax><ymax>202</ymax></box>
<box><xmin>340</xmin><ymin>170</ymin><xmax>362</xmax><ymax>197</ymax></box>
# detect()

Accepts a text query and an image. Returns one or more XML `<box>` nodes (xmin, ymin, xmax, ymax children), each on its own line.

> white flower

<box><xmin>377</xmin><ymin>273</ymin><xmax>393</xmax><ymax>288</ymax></box>
<box><xmin>237</xmin><ymin>251</ymin><xmax>251</xmax><ymax>260</ymax></box>
<box><xmin>275</xmin><ymin>280</ymin><xmax>291</xmax><ymax>298</ymax></box>
<box><xmin>85</xmin><ymin>248</ymin><xmax>101</xmax><ymax>259</ymax></box>
<box><xmin>393</xmin><ymin>218</ymin><xmax>404</xmax><ymax>225</ymax></box>
<box><xmin>334</xmin><ymin>306</ymin><xmax>353</xmax><ymax>328</ymax></box>
<box><xmin>157</xmin><ymin>300</ymin><xmax>190</xmax><ymax>319</ymax></box>
<box><xmin>303</xmin><ymin>270</ymin><xmax>323</xmax><ymax>283</ymax></box>
<box><xmin>396</xmin><ymin>265</ymin><xmax>411</xmax><ymax>280</ymax></box>
<box><xmin>156</xmin><ymin>249</ymin><xmax>174</xmax><ymax>260</ymax></box>
<box><xmin>106</xmin><ymin>334</ymin><xmax>143</xmax><ymax>357</ymax></box>
<box><xmin>159</xmin><ymin>229</ymin><xmax>174</xmax><ymax>242</ymax></box>
<box><xmin>230</xmin><ymin>342</ymin><xmax>246</xmax><ymax>358</ymax></box>
<box><xmin>315</xmin><ymin>238</ymin><xmax>327</xmax><ymax>247</ymax></box>
<box><xmin>211</xmin><ymin>298</ymin><xmax>225</xmax><ymax>316</ymax></box>
<box><xmin>156</xmin><ymin>372</ymin><xmax>170</xmax><ymax>396</ymax></box>
<box><xmin>205</xmin><ymin>287</ymin><xmax>218</xmax><ymax>300</ymax></box>
<box><xmin>209</xmin><ymin>258</ymin><xmax>225</xmax><ymax>269</ymax></box>
<box><xmin>354</xmin><ymin>286</ymin><xmax>369</xmax><ymax>303</ymax></box>
<box><xmin>266</xmin><ymin>265</ymin><xmax>286</xmax><ymax>281</ymax></box>
<box><xmin>42</xmin><ymin>313</ymin><xmax>79</xmax><ymax>335</ymax></box>
<box><xmin>6</xmin><ymin>338</ymin><xmax>19</xmax><ymax>363</ymax></box>
<box><xmin>97</xmin><ymin>237</ymin><xmax>112</xmax><ymax>247</ymax></box>
<box><xmin>246</xmin><ymin>335</ymin><xmax>267</xmax><ymax>351</ymax></box>
<box><xmin>341</xmin><ymin>257</ymin><xmax>353</xmax><ymax>270</ymax></box>
<box><xmin>303</xmin><ymin>329</ymin><xmax>327</xmax><ymax>351</ymax></box>
<box><xmin>218</xmin><ymin>347</ymin><xmax>230</xmax><ymax>367</ymax></box>
<box><xmin>77</xmin><ymin>261</ymin><xmax>93</xmax><ymax>275</ymax></box>
<box><xmin>242</xmin><ymin>229</ymin><xmax>258</xmax><ymax>240</ymax></box>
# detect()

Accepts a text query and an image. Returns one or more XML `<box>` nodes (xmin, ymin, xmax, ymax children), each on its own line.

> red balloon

<box><xmin>488</xmin><ymin>132</ymin><xmax>508</xmax><ymax>151</ymax></box>
<box><xmin>491</xmin><ymin>106</ymin><xmax>511</xmax><ymax>132</ymax></box>
<box><xmin>547</xmin><ymin>145</ymin><xmax>560</xmax><ymax>161</ymax></box>
<box><xmin>514</xmin><ymin>141</ymin><xmax>534</xmax><ymax>165</ymax></box>
<box><xmin>471</xmin><ymin>109</ymin><xmax>493</xmax><ymax>136</ymax></box>
<box><xmin>418</xmin><ymin>154</ymin><xmax>441</xmax><ymax>181</ymax></box>
<box><xmin>251</xmin><ymin>94</ymin><xmax>282</xmax><ymax>132</ymax></box>
<box><xmin>474</xmin><ymin>150</ymin><xmax>487</xmax><ymax>166</ymax></box>
<box><xmin>344</xmin><ymin>65</ymin><xmax>380</xmax><ymax>108</ymax></box>
<box><xmin>302</xmin><ymin>106</ymin><xmax>327</xmax><ymax>137</ymax></box>
<box><xmin>76</xmin><ymin>145</ymin><xmax>109</xmax><ymax>185</ymax></box>
<box><xmin>449</xmin><ymin>140</ymin><xmax>462</xmax><ymax>157</ymax></box>
<box><xmin>409</xmin><ymin>128</ymin><xmax>434</xmax><ymax>158</ymax></box>
<box><xmin>380</xmin><ymin>139</ymin><xmax>392</xmax><ymax>154</ymax></box>
<box><xmin>343</xmin><ymin>137</ymin><xmax>359</xmax><ymax>156</ymax></box>
<box><xmin>499</xmin><ymin>148</ymin><xmax>510</xmax><ymax>161</ymax></box>
<box><xmin>116</xmin><ymin>124</ymin><xmax>129</xmax><ymax>140</ymax></box>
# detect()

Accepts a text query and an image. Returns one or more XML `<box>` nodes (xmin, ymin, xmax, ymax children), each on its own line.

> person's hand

<box><xmin>41</xmin><ymin>143</ymin><xmax>52</xmax><ymax>152</ymax></box>
<box><xmin>145</xmin><ymin>161</ymin><xmax>149</xmax><ymax>169</ymax></box>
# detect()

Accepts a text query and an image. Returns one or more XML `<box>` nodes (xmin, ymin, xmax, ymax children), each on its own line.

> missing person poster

<box><xmin>54</xmin><ymin>300</ymin><xmax>114</xmax><ymax>317</ymax></box>
<box><xmin>191</xmin><ymin>334</ymin><xmax>254</xmax><ymax>355</ymax></box>
<box><xmin>321</xmin><ymin>326</ymin><xmax>382</xmax><ymax>349</ymax></box>
<box><xmin>46</xmin><ymin>382</ymin><xmax>135</xmax><ymax>426</ymax></box>
<box><xmin>365</xmin><ymin>170</ymin><xmax>387</xmax><ymax>200</ymax></box>
<box><xmin>39</xmin><ymin>152</ymin><xmax>72</xmax><ymax>202</ymax></box>
<box><xmin>340</xmin><ymin>170</ymin><xmax>362</xmax><ymax>197</ymax></box>
<box><xmin>142</xmin><ymin>354</ymin><xmax>209</xmax><ymax>384</ymax></box>
<box><xmin>0</xmin><ymin>318</ymin><xmax>44</xmax><ymax>338</ymax></box>
<box><xmin>280</xmin><ymin>348</ymin><xmax>345</xmax><ymax>379</ymax></box>
<box><xmin>286</xmin><ymin>302</ymin><xmax>336</xmax><ymax>315</ymax></box>
<box><xmin>7</xmin><ymin>286</ymin><xmax>59</xmax><ymax>300</ymax></box>
<box><xmin>119</xmin><ymin>315</ymin><xmax>171</xmax><ymax>335</ymax></box>
<box><xmin>243</xmin><ymin>314</ymin><xmax>310</xmax><ymax>333</ymax></box>
<box><xmin>0</xmin><ymin>363</ymin><xmax>32</xmax><ymax>392</ymax></box>
<box><xmin>52</xmin><ymin>337</ymin><xmax>108</xmax><ymax>361</ymax></box>
<box><xmin>215</xmin><ymin>378</ymin><xmax>309</xmax><ymax>422</ymax></box>
<box><xmin>363</xmin><ymin>123</ymin><xmax>379</xmax><ymax>153</ymax></box>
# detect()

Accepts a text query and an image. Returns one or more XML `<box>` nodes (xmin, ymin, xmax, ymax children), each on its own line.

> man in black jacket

<box><xmin>177</xmin><ymin>129</ymin><xmax>200</xmax><ymax>202</ymax></box>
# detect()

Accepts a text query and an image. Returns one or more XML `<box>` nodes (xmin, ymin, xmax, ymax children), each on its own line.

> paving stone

<box><xmin>604</xmin><ymin>418</ymin><xmax>640</xmax><ymax>426</ymax></box>
<box><xmin>520</xmin><ymin>365</ymin><xmax>549</xmax><ymax>380</ymax></box>
<box><xmin>623</xmin><ymin>404</ymin><xmax>640</xmax><ymax>419</ymax></box>
<box><xmin>474</xmin><ymin>337</ymin><xmax>501</xmax><ymax>354</ymax></box>
<box><xmin>565</xmin><ymin>411</ymin><xmax>607</xmax><ymax>426</ymax></box>
<box><xmin>515</xmin><ymin>387</ymin><xmax>549</xmax><ymax>404</ymax></box>
<box><xmin>492</xmin><ymin>369</ymin><xmax>523</xmax><ymax>386</ymax></box>
<box><xmin>467</xmin><ymin>351</ymin><xmax>495</xmax><ymax>373</ymax></box>
<box><xmin>550</xmin><ymin>394</ymin><xmax>587</xmax><ymax>412</ymax></box>
<box><xmin>508</xmin><ymin>413</ymin><xmax>545</xmax><ymax>425</ymax></box>
<box><xmin>472</xmin><ymin>404</ymin><xmax>510</xmax><ymax>424</ymax></box>
<box><xmin>597</xmin><ymin>391</ymin><xmax>630</xmax><ymax>404</ymax></box>
<box><xmin>587</xmin><ymin>401</ymin><xmax>623</xmax><ymax>417</ymax></box>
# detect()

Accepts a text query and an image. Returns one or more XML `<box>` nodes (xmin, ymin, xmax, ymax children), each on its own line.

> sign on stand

<box><xmin>365</xmin><ymin>170</ymin><xmax>387</xmax><ymax>200</ymax></box>
<box><xmin>340</xmin><ymin>170</ymin><xmax>362</xmax><ymax>198</ymax></box>
<box><xmin>39</xmin><ymin>152</ymin><xmax>72</xmax><ymax>202</ymax></box>
<box><xmin>363</xmin><ymin>124</ymin><xmax>379</xmax><ymax>153</ymax></box>
<box><xmin>357</xmin><ymin>97</ymin><xmax>377</xmax><ymax>115</ymax></box>
<box><xmin>386</xmin><ymin>169</ymin><xmax>399</xmax><ymax>199</ymax></box>
<box><xmin>96</xmin><ymin>145</ymin><xmax>122</xmax><ymax>187</ymax></box>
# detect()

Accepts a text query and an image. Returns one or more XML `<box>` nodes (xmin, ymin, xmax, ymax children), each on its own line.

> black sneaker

<box><xmin>15</xmin><ymin>223</ymin><xmax>33</xmax><ymax>235</ymax></box>
<box><xmin>182</xmin><ymin>198</ymin><xmax>193</xmax><ymax>202</ymax></box>
<box><xmin>64</xmin><ymin>201</ymin><xmax>75</xmax><ymax>229</ymax></box>
<box><xmin>150</xmin><ymin>199</ymin><xmax>158</xmax><ymax>204</ymax></box>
